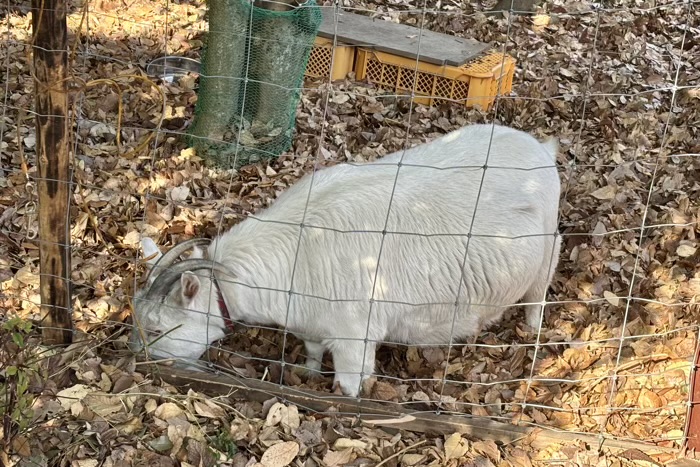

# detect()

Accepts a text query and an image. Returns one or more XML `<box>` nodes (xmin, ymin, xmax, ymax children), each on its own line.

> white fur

<box><xmin>130</xmin><ymin>124</ymin><xmax>562</xmax><ymax>397</ymax></box>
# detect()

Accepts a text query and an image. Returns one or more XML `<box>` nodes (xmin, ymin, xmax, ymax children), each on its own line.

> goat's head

<box><xmin>129</xmin><ymin>237</ymin><xmax>234</xmax><ymax>367</ymax></box>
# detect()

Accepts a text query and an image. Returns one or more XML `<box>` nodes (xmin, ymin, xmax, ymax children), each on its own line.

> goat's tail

<box><xmin>541</xmin><ymin>137</ymin><xmax>559</xmax><ymax>162</ymax></box>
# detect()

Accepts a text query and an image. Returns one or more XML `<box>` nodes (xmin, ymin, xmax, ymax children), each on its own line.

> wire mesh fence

<box><xmin>1</xmin><ymin>0</ymin><xmax>699</xmax><ymax>462</ymax></box>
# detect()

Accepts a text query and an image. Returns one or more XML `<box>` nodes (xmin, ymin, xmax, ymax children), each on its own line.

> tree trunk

<box><xmin>32</xmin><ymin>0</ymin><xmax>73</xmax><ymax>345</ymax></box>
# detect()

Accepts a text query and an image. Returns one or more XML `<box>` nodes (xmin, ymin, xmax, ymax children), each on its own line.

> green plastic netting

<box><xmin>188</xmin><ymin>0</ymin><xmax>321</xmax><ymax>169</ymax></box>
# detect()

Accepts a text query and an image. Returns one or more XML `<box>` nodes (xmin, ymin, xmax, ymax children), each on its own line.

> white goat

<box><xmin>130</xmin><ymin>123</ymin><xmax>562</xmax><ymax>397</ymax></box>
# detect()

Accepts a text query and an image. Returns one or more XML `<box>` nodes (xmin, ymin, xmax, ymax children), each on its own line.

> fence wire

<box><xmin>0</xmin><ymin>0</ymin><xmax>698</xmax><ymax>455</ymax></box>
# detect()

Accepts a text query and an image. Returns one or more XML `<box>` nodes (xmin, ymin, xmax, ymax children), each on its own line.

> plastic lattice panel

<box><xmin>381</xmin><ymin>63</ymin><xmax>398</xmax><ymax>89</ymax></box>
<box><xmin>397</xmin><ymin>67</ymin><xmax>416</xmax><ymax>91</ymax></box>
<box><xmin>434</xmin><ymin>76</ymin><xmax>453</xmax><ymax>99</ymax></box>
<box><xmin>357</xmin><ymin>48</ymin><xmax>514</xmax><ymax>110</ymax></box>
<box><xmin>416</xmin><ymin>72</ymin><xmax>434</xmax><ymax>95</ymax></box>
<box><xmin>306</xmin><ymin>45</ymin><xmax>332</xmax><ymax>78</ymax></box>
<box><xmin>462</xmin><ymin>51</ymin><xmax>506</xmax><ymax>74</ymax></box>
<box><xmin>365</xmin><ymin>58</ymin><xmax>383</xmax><ymax>82</ymax></box>
<box><xmin>452</xmin><ymin>79</ymin><xmax>470</xmax><ymax>101</ymax></box>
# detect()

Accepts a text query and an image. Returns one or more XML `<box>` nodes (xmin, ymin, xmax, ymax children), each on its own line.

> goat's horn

<box><xmin>145</xmin><ymin>258</ymin><xmax>236</xmax><ymax>300</ymax></box>
<box><xmin>145</xmin><ymin>238</ymin><xmax>212</xmax><ymax>282</ymax></box>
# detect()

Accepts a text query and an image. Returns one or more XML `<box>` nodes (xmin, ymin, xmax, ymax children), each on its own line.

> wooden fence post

<box><xmin>32</xmin><ymin>0</ymin><xmax>73</xmax><ymax>345</ymax></box>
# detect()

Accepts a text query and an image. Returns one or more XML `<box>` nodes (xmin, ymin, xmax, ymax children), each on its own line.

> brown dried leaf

<box><xmin>83</xmin><ymin>393</ymin><xmax>124</xmax><ymax>418</ymax></box>
<box><xmin>618</xmin><ymin>448</ymin><xmax>657</xmax><ymax>464</ymax></box>
<box><xmin>265</xmin><ymin>402</ymin><xmax>286</xmax><ymax>427</ymax></box>
<box><xmin>472</xmin><ymin>440</ymin><xmax>500</xmax><ymax>462</ymax></box>
<box><xmin>155</xmin><ymin>402</ymin><xmax>185</xmax><ymax>420</ymax></box>
<box><xmin>11</xmin><ymin>435</ymin><xmax>31</xmax><ymax>457</ymax></box>
<box><xmin>334</xmin><ymin>438</ymin><xmax>367</xmax><ymax>450</ymax></box>
<box><xmin>187</xmin><ymin>439</ymin><xmax>218</xmax><ymax>466</ymax></box>
<box><xmin>677</xmin><ymin>243</ymin><xmax>697</xmax><ymax>258</ymax></box>
<box><xmin>603</xmin><ymin>290</ymin><xmax>620</xmax><ymax>307</ymax></box>
<box><xmin>260</xmin><ymin>441</ymin><xmax>299</xmax><ymax>467</ymax></box>
<box><xmin>55</xmin><ymin>384</ymin><xmax>92</xmax><ymax>411</ymax></box>
<box><xmin>371</xmin><ymin>381</ymin><xmax>399</xmax><ymax>401</ymax></box>
<box><xmin>638</xmin><ymin>389</ymin><xmax>663</xmax><ymax>409</ymax></box>
<box><xmin>193</xmin><ymin>400</ymin><xmax>226</xmax><ymax>419</ymax></box>
<box><xmin>401</xmin><ymin>453</ymin><xmax>426</xmax><ymax>466</ymax></box>
<box><xmin>322</xmin><ymin>449</ymin><xmax>355</xmax><ymax>467</ymax></box>
<box><xmin>444</xmin><ymin>433</ymin><xmax>468</xmax><ymax>459</ymax></box>
<box><xmin>591</xmin><ymin>185</ymin><xmax>616</xmax><ymax>200</ymax></box>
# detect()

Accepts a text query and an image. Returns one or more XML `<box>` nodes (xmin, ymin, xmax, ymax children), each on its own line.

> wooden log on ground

<box><xmin>31</xmin><ymin>0</ymin><xmax>73</xmax><ymax>346</ymax></box>
<box><xmin>153</xmin><ymin>364</ymin><xmax>678</xmax><ymax>455</ymax></box>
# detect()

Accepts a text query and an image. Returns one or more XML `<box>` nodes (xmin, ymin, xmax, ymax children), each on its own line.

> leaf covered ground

<box><xmin>1</xmin><ymin>0</ymin><xmax>699</xmax><ymax>465</ymax></box>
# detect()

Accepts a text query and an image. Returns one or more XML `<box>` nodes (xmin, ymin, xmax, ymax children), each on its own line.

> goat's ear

<box><xmin>180</xmin><ymin>271</ymin><xmax>201</xmax><ymax>301</ymax></box>
<box><xmin>141</xmin><ymin>237</ymin><xmax>163</xmax><ymax>267</ymax></box>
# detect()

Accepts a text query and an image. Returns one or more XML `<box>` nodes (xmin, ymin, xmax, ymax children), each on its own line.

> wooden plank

<box><xmin>152</xmin><ymin>365</ymin><xmax>678</xmax><ymax>454</ymax></box>
<box><xmin>32</xmin><ymin>0</ymin><xmax>73</xmax><ymax>346</ymax></box>
<box><xmin>317</xmin><ymin>8</ymin><xmax>490</xmax><ymax>67</ymax></box>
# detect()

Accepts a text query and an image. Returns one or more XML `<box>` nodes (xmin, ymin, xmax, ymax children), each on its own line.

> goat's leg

<box><xmin>328</xmin><ymin>339</ymin><xmax>376</xmax><ymax>398</ymax></box>
<box><xmin>524</xmin><ymin>235</ymin><xmax>561</xmax><ymax>330</ymax></box>
<box><xmin>302</xmin><ymin>340</ymin><xmax>325</xmax><ymax>373</ymax></box>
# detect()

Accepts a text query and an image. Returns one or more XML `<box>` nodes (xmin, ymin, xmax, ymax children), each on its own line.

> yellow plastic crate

<box><xmin>354</xmin><ymin>48</ymin><xmax>515</xmax><ymax>110</ymax></box>
<box><xmin>304</xmin><ymin>37</ymin><xmax>356</xmax><ymax>81</ymax></box>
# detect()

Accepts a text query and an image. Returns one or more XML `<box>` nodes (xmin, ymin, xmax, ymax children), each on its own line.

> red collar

<box><xmin>214</xmin><ymin>279</ymin><xmax>235</xmax><ymax>332</ymax></box>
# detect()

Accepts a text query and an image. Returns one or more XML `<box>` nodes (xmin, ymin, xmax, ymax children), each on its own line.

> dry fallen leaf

<box><xmin>193</xmin><ymin>400</ymin><xmax>226</xmax><ymax>419</ymax></box>
<box><xmin>322</xmin><ymin>449</ymin><xmax>355</xmax><ymax>467</ymax></box>
<box><xmin>84</xmin><ymin>393</ymin><xmax>125</xmax><ymax>418</ymax></box>
<box><xmin>260</xmin><ymin>441</ymin><xmax>300</xmax><ymax>467</ymax></box>
<box><xmin>170</xmin><ymin>185</ymin><xmax>190</xmax><ymax>202</ymax></box>
<box><xmin>371</xmin><ymin>381</ymin><xmax>399</xmax><ymax>401</ymax></box>
<box><xmin>55</xmin><ymin>384</ymin><xmax>93</xmax><ymax>411</ymax></box>
<box><xmin>11</xmin><ymin>435</ymin><xmax>31</xmax><ymax>458</ymax></box>
<box><xmin>334</xmin><ymin>438</ymin><xmax>367</xmax><ymax>450</ymax></box>
<box><xmin>676</xmin><ymin>244</ymin><xmax>697</xmax><ymax>258</ymax></box>
<box><xmin>401</xmin><ymin>453</ymin><xmax>426</xmax><ymax>465</ymax></box>
<box><xmin>591</xmin><ymin>185</ymin><xmax>616</xmax><ymax>200</ymax></box>
<box><xmin>265</xmin><ymin>402</ymin><xmax>286</xmax><ymax>427</ymax></box>
<box><xmin>472</xmin><ymin>440</ymin><xmax>500</xmax><ymax>462</ymax></box>
<box><xmin>154</xmin><ymin>402</ymin><xmax>185</xmax><ymax>420</ymax></box>
<box><xmin>603</xmin><ymin>290</ymin><xmax>620</xmax><ymax>307</ymax></box>
<box><xmin>444</xmin><ymin>433</ymin><xmax>468</xmax><ymax>459</ymax></box>
<box><xmin>73</xmin><ymin>461</ymin><xmax>99</xmax><ymax>467</ymax></box>
<box><xmin>638</xmin><ymin>389</ymin><xmax>663</xmax><ymax>409</ymax></box>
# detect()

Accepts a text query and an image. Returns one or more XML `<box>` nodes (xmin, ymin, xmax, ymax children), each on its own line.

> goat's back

<box><xmin>259</xmin><ymin>124</ymin><xmax>559</xmax><ymax>235</ymax></box>
<box><xmin>217</xmin><ymin>124</ymin><xmax>561</xmax><ymax>341</ymax></box>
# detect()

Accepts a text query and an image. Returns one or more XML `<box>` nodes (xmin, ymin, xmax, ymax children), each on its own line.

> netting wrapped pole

<box><xmin>245</xmin><ymin>0</ymin><xmax>320</xmax><ymax>154</ymax></box>
<box><xmin>31</xmin><ymin>0</ymin><xmax>73</xmax><ymax>345</ymax></box>
<box><xmin>187</xmin><ymin>0</ymin><xmax>248</xmax><ymax>153</ymax></box>
<box><xmin>189</xmin><ymin>0</ymin><xmax>321</xmax><ymax>168</ymax></box>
